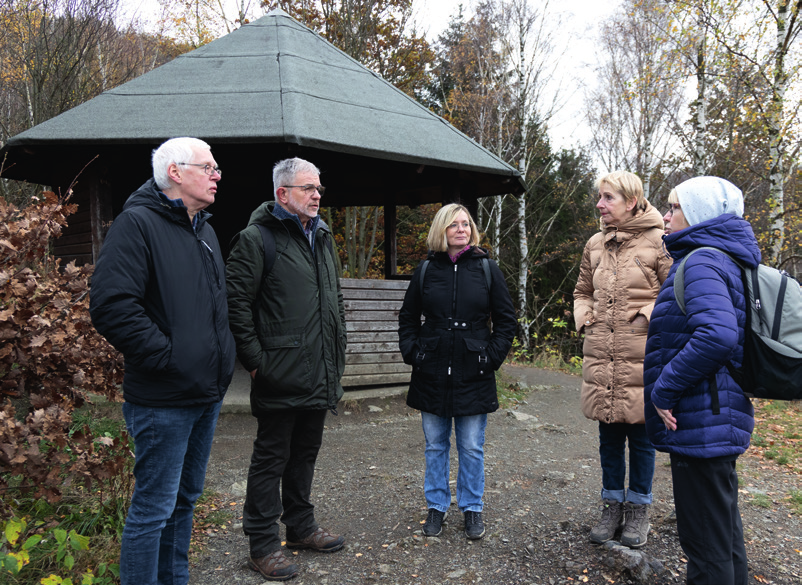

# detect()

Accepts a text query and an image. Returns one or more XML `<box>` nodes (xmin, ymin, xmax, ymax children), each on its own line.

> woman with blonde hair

<box><xmin>398</xmin><ymin>203</ymin><xmax>516</xmax><ymax>540</ymax></box>
<box><xmin>573</xmin><ymin>171</ymin><xmax>671</xmax><ymax>549</ymax></box>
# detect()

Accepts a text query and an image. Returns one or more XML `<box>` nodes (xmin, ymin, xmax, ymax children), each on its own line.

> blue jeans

<box><xmin>598</xmin><ymin>421</ymin><xmax>654</xmax><ymax>505</ymax></box>
<box><xmin>421</xmin><ymin>412</ymin><xmax>487</xmax><ymax>513</ymax></box>
<box><xmin>120</xmin><ymin>400</ymin><xmax>222</xmax><ymax>585</ymax></box>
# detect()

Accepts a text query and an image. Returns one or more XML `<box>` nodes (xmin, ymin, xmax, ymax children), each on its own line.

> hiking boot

<box><xmin>247</xmin><ymin>550</ymin><xmax>299</xmax><ymax>581</ymax></box>
<box><xmin>422</xmin><ymin>508</ymin><xmax>446</xmax><ymax>537</ymax></box>
<box><xmin>286</xmin><ymin>527</ymin><xmax>344</xmax><ymax>553</ymax></box>
<box><xmin>621</xmin><ymin>502</ymin><xmax>650</xmax><ymax>549</ymax></box>
<box><xmin>589</xmin><ymin>499</ymin><xmax>623</xmax><ymax>544</ymax></box>
<box><xmin>464</xmin><ymin>510</ymin><xmax>485</xmax><ymax>540</ymax></box>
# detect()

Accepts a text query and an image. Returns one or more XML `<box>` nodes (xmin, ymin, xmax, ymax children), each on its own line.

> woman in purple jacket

<box><xmin>644</xmin><ymin>177</ymin><xmax>759</xmax><ymax>585</ymax></box>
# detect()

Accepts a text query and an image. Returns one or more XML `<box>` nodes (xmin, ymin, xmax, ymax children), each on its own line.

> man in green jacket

<box><xmin>226</xmin><ymin>157</ymin><xmax>347</xmax><ymax>582</ymax></box>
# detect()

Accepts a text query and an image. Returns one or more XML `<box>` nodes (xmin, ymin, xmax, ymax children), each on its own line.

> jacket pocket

<box><xmin>463</xmin><ymin>337</ymin><xmax>495</xmax><ymax>382</ymax></box>
<box><xmin>255</xmin><ymin>333</ymin><xmax>311</xmax><ymax>397</ymax></box>
<box><xmin>413</xmin><ymin>336</ymin><xmax>441</xmax><ymax>376</ymax></box>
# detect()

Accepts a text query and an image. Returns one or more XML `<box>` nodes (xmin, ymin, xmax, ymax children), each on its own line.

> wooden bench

<box><xmin>341</xmin><ymin>278</ymin><xmax>412</xmax><ymax>390</ymax></box>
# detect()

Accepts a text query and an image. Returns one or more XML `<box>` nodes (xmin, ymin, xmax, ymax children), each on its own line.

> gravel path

<box><xmin>190</xmin><ymin>365</ymin><xmax>802</xmax><ymax>584</ymax></box>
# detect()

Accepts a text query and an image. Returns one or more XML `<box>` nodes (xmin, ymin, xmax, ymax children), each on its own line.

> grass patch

<box><xmin>750</xmin><ymin>493</ymin><xmax>773</xmax><ymax>509</ymax></box>
<box><xmin>790</xmin><ymin>490</ymin><xmax>802</xmax><ymax>514</ymax></box>
<box><xmin>496</xmin><ymin>369</ymin><xmax>531</xmax><ymax>409</ymax></box>
<box><xmin>190</xmin><ymin>489</ymin><xmax>236</xmax><ymax>558</ymax></box>
<box><xmin>747</xmin><ymin>399</ymin><xmax>802</xmax><ymax>476</ymax></box>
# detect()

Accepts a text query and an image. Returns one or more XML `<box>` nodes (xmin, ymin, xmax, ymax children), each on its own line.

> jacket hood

<box><xmin>602</xmin><ymin>200</ymin><xmax>664</xmax><ymax>241</ymax></box>
<box><xmin>675</xmin><ymin>176</ymin><xmax>744</xmax><ymax>226</ymax></box>
<box><xmin>664</xmin><ymin>213</ymin><xmax>761</xmax><ymax>268</ymax></box>
<box><xmin>123</xmin><ymin>178</ymin><xmax>210</xmax><ymax>228</ymax></box>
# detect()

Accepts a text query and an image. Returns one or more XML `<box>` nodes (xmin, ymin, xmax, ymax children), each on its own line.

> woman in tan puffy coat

<box><xmin>573</xmin><ymin>171</ymin><xmax>671</xmax><ymax>550</ymax></box>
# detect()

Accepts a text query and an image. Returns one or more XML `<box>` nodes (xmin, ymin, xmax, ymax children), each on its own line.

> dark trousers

<box><xmin>243</xmin><ymin>409</ymin><xmax>327</xmax><ymax>557</ymax></box>
<box><xmin>670</xmin><ymin>453</ymin><xmax>748</xmax><ymax>585</ymax></box>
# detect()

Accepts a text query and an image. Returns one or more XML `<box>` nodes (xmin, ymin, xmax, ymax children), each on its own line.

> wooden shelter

<box><xmin>0</xmin><ymin>8</ymin><xmax>524</xmax><ymax>390</ymax></box>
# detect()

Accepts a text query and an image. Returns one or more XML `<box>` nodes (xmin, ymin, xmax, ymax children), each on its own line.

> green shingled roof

<box><xmin>4</xmin><ymin>9</ymin><xmax>521</xmax><ymax>184</ymax></box>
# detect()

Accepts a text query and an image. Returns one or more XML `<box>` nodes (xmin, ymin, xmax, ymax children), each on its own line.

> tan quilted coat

<box><xmin>573</xmin><ymin>202</ymin><xmax>671</xmax><ymax>424</ymax></box>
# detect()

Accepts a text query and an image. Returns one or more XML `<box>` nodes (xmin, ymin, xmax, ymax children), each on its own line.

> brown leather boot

<box><xmin>247</xmin><ymin>550</ymin><xmax>299</xmax><ymax>581</ymax></box>
<box><xmin>286</xmin><ymin>526</ymin><xmax>344</xmax><ymax>552</ymax></box>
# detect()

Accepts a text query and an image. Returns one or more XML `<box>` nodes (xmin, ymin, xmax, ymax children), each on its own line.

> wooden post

<box><xmin>384</xmin><ymin>195</ymin><xmax>397</xmax><ymax>279</ymax></box>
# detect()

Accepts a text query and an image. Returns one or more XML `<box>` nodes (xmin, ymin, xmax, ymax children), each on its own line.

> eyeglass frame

<box><xmin>178</xmin><ymin>162</ymin><xmax>222</xmax><ymax>177</ymax></box>
<box><xmin>282</xmin><ymin>184</ymin><xmax>326</xmax><ymax>195</ymax></box>
<box><xmin>666</xmin><ymin>203</ymin><xmax>681</xmax><ymax>217</ymax></box>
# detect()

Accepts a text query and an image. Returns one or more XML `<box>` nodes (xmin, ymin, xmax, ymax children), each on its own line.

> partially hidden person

<box><xmin>89</xmin><ymin>137</ymin><xmax>236</xmax><ymax>585</ymax></box>
<box><xmin>573</xmin><ymin>170</ymin><xmax>671</xmax><ymax>549</ymax></box>
<box><xmin>225</xmin><ymin>157</ymin><xmax>346</xmax><ymax>582</ymax></box>
<box><xmin>398</xmin><ymin>203</ymin><xmax>516</xmax><ymax>540</ymax></box>
<box><xmin>644</xmin><ymin>176</ymin><xmax>757</xmax><ymax>584</ymax></box>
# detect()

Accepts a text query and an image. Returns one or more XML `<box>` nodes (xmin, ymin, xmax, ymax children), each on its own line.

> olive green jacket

<box><xmin>226</xmin><ymin>202</ymin><xmax>346</xmax><ymax>414</ymax></box>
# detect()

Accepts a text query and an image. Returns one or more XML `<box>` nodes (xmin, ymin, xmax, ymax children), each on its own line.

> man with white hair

<box><xmin>90</xmin><ymin>136</ymin><xmax>235</xmax><ymax>585</ymax></box>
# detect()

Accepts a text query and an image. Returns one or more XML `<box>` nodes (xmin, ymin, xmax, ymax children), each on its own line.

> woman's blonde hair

<box><xmin>595</xmin><ymin>170</ymin><xmax>647</xmax><ymax>212</ymax></box>
<box><xmin>667</xmin><ymin>188</ymin><xmax>679</xmax><ymax>204</ymax></box>
<box><xmin>427</xmin><ymin>203</ymin><xmax>481</xmax><ymax>252</ymax></box>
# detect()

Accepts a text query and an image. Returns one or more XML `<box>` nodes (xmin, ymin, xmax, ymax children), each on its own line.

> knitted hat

<box><xmin>674</xmin><ymin>176</ymin><xmax>744</xmax><ymax>226</ymax></box>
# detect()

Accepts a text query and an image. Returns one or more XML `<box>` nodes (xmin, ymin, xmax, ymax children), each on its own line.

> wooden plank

<box><xmin>341</xmin><ymin>372</ymin><xmax>411</xmax><ymax>386</ymax></box>
<box><xmin>345</xmin><ymin>352</ymin><xmax>405</xmax><ymax>364</ymax></box>
<box><xmin>341</xmin><ymin>288</ymin><xmax>407</xmax><ymax>301</ymax></box>
<box><xmin>345</xmin><ymin>341</ymin><xmax>403</xmax><ymax>353</ymax></box>
<box><xmin>346</xmin><ymin>321</ymin><xmax>398</xmax><ymax>332</ymax></box>
<box><xmin>340</xmin><ymin>278</ymin><xmax>410</xmax><ymax>290</ymax></box>
<box><xmin>343</xmin><ymin>362</ymin><xmax>411</xmax><ymax>376</ymax></box>
<box><xmin>344</xmin><ymin>311</ymin><xmax>400</xmax><ymax>321</ymax></box>
<box><xmin>343</xmin><ymin>299</ymin><xmax>404</xmax><ymax>311</ymax></box>
<box><xmin>346</xmin><ymin>331</ymin><xmax>399</xmax><ymax>343</ymax></box>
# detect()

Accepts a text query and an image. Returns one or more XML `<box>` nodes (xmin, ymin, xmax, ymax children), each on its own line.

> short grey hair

<box><xmin>152</xmin><ymin>137</ymin><xmax>211</xmax><ymax>190</ymax></box>
<box><xmin>273</xmin><ymin>157</ymin><xmax>321</xmax><ymax>198</ymax></box>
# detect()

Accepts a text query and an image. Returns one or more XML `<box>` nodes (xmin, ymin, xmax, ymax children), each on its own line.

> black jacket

<box><xmin>398</xmin><ymin>247</ymin><xmax>517</xmax><ymax>417</ymax></box>
<box><xmin>225</xmin><ymin>202</ymin><xmax>347</xmax><ymax>414</ymax></box>
<box><xmin>89</xmin><ymin>178</ymin><xmax>236</xmax><ymax>407</ymax></box>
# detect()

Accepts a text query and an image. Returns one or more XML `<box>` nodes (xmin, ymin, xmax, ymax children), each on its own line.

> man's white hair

<box><xmin>152</xmin><ymin>137</ymin><xmax>211</xmax><ymax>190</ymax></box>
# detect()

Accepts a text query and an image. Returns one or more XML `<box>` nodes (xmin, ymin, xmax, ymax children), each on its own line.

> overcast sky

<box><xmin>121</xmin><ymin>0</ymin><xmax>619</xmax><ymax>152</ymax></box>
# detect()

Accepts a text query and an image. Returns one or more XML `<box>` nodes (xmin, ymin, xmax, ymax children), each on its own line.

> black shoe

<box><xmin>422</xmin><ymin>508</ymin><xmax>446</xmax><ymax>537</ymax></box>
<box><xmin>464</xmin><ymin>510</ymin><xmax>485</xmax><ymax>540</ymax></box>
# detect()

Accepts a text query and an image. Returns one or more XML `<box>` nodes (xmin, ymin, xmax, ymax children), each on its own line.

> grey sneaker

<box><xmin>621</xmin><ymin>502</ymin><xmax>650</xmax><ymax>548</ymax></box>
<box><xmin>464</xmin><ymin>511</ymin><xmax>485</xmax><ymax>540</ymax></box>
<box><xmin>589</xmin><ymin>499</ymin><xmax>623</xmax><ymax>544</ymax></box>
<box><xmin>423</xmin><ymin>508</ymin><xmax>446</xmax><ymax>537</ymax></box>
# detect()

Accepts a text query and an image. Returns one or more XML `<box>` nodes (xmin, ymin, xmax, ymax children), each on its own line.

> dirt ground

<box><xmin>190</xmin><ymin>365</ymin><xmax>802</xmax><ymax>584</ymax></box>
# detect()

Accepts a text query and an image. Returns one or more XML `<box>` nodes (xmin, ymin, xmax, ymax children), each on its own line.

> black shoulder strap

<box><xmin>418</xmin><ymin>257</ymin><xmax>492</xmax><ymax>297</ymax></box>
<box><xmin>255</xmin><ymin>223</ymin><xmax>276</xmax><ymax>278</ymax></box>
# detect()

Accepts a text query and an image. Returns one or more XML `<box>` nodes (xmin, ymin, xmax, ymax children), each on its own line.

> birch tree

<box><xmin>585</xmin><ymin>0</ymin><xmax>686</xmax><ymax>199</ymax></box>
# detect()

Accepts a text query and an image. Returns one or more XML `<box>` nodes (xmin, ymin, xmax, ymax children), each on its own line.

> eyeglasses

<box><xmin>667</xmin><ymin>203</ymin><xmax>681</xmax><ymax>217</ymax></box>
<box><xmin>282</xmin><ymin>184</ymin><xmax>326</xmax><ymax>195</ymax></box>
<box><xmin>179</xmin><ymin>163</ymin><xmax>222</xmax><ymax>177</ymax></box>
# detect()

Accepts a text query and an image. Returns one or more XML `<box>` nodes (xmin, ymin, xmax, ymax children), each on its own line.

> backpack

<box><xmin>419</xmin><ymin>257</ymin><xmax>492</xmax><ymax>297</ymax></box>
<box><xmin>231</xmin><ymin>223</ymin><xmax>336</xmax><ymax>281</ymax></box>
<box><xmin>674</xmin><ymin>246</ymin><xmax>802</xmax><ymax>401</ymax></box>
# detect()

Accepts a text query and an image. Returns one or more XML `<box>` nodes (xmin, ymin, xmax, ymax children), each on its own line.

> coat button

<box><xmin>462</xmin><ymin>322</ymin><xmax>466</xmax><ymax>327</ymax></box>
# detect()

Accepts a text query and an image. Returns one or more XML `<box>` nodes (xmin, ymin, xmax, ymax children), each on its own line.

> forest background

<box><xmin>3</xmin><ymin>0</ymin><xmax>802</xmax><ymax>361</ymax></box>
<box><xmin>2</xmin><ymin>1</ymin><xmax>802</xmax><ymax>582</ymax></box>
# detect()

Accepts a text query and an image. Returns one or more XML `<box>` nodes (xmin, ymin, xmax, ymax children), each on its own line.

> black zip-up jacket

<box><xmin>398</xmin><ymin>247</ymin><xmax>517</xmax><ymax>417</ymax></box>
<box><xmin>89</xmin><ymin>179</ymin><xmax>235</xmax><ymax>407</ymax></box>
